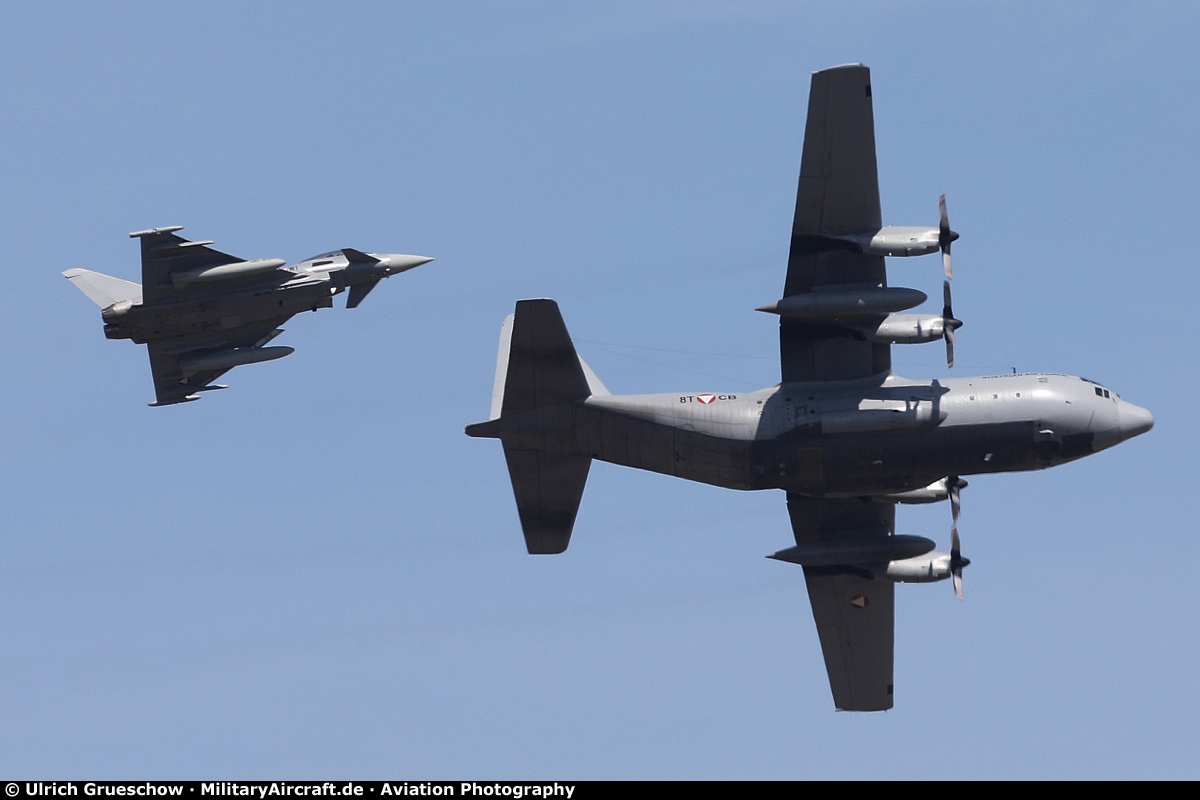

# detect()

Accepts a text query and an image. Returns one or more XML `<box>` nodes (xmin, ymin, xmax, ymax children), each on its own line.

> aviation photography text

<box><xmin>11</xmin><ymin>784</ymin><xmax>578</xmax><ymax>800</ymax></box>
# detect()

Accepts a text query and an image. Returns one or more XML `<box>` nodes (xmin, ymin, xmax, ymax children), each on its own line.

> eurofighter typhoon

<box><xmin>65</xmin><ymin>227</ymin><xmax>432</xmax><ymax>405</ymax></box>
<box><xmin>466</xmin><ymin>65</ymin><xmax>1154</xmax><ymax>711</ymax></box>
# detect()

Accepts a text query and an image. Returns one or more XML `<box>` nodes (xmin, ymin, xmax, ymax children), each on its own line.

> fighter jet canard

<box><xmin>466</xmin><ymin>65</ymin><xmax>1154</xmax><ymax>712</ymax></box>
<box><xmin>64</xmin><ymin>226</ymin><xmax>433</xmax><ymax>406</ymax></box>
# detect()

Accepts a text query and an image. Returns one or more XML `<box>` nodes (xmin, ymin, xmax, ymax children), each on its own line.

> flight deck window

<box><xmin>1095</xmin><ymin>388</ymin><xmax>1104</xmax><ymax>397</ymax></box>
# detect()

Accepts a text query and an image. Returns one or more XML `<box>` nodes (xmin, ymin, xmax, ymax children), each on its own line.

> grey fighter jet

<box><xmin>466</xmin><ymin>65</ymin><xmax>1154</xmax><ymax>712</ymax></box>
<box><xmin>65</xmin><ymin>227</ymin><xmax>432</xmax><ymax>406</ymax></box>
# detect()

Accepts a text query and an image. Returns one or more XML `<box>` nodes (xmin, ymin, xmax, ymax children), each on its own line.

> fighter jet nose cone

<box><xmin>1119</xmin><ymin>402</ymin><xmax>1154</xmax><ymax>442</ymax></box>
<box><xmin>383</xmin><ymin>254</ymin><xmax>435</xmax><ymax>274</ymax></box>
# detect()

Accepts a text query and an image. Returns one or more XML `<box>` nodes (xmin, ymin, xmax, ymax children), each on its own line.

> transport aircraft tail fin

<box><xmin>466</xmin><ymin>299</ymin><xmax>601</xmax><ymax>554</ymax></box>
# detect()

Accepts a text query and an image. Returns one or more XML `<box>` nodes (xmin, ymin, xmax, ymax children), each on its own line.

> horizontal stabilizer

<box><xmin>63</xmin><ymin>268</ymin><xmax>142</xmax><ymax>308</ymax></box>
<box><xmin>503</xmin><ymin>446</ymin><xmax>591</xmax><ymax>554</ymax></box>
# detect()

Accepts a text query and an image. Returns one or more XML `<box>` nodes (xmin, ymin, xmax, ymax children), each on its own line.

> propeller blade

<box><xmin>938</xmin><ymin>194</ymin><xmax>956</xmax><ymax>279</ymax></box>
<box><xmin>942</xmin><ymin>280</ymin><xmax>961</xmax><ymax>368</ymax></box>
<box><xmin>951</xmin><ymin>524</ymin><xmax>964</xmax><ymax>601</ymax></box>
<box><xmin>947</xmin><ymin>475</ymin><xmax>967</xmax><ymax>600</ymax></box>
<box><xmin>948</xmin><ymin>475</ymin><xmax>962</xmax><ymax>523</ymax></box>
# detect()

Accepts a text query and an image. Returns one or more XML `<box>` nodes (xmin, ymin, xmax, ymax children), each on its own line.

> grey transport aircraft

<box><xmin>65</xmin><ymin>227</ymin><xmax>433</xmax><ymax>406</ymax></box>
<box><xmin>466</xmin><ymin>64</ymin><xmax>1154</xmax><ymax>711</ymax></box>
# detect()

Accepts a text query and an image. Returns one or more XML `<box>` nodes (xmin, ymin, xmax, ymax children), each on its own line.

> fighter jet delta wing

<box><xmin>132</xmin><ymin>226</ymin><xmax>292</xmax><ymax>304</ymax></box>
<box><xmin>144</xmin><ymin>320</ymin><xmax>294</xmax><ymax>407</ymax></box>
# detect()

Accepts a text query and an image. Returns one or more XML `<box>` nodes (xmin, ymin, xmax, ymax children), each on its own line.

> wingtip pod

<box><xmin>129</xmin><ymin>225</ymin><xmax>184</xmax><ymax>238</ymax></box>
<box><xmin>148</xmin><ymin>395</ymin><xmax>201</xmax><ymax>407</ymax></box>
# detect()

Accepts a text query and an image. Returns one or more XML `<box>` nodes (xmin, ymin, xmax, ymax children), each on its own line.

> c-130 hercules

<box><xmin>467</xmin><ymin>65</ymin><xmax>1154</xmax><ymax>711</ymax></box>
<box><xmin>65</xmin><ymin>227</ymin><xmax>432</xmax><ymax>406</ymax></box>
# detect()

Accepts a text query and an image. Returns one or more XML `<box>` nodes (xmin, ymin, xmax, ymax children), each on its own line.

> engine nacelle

<box><xmin>876</xmin><ymin>478</ymin><xmax>955</xmax><ymax>504</ymax></box>
<box><xmin>837</xmin><ymin>226</ymin><xmax>941</xmax><ymax>258</ymax></box>
<box><xmin>873</xmin><ymin>551</ymin><xmax>954</xmax><ymax>583</ymax></box>
<box><xmin>863</xmin><ymin>313</ymin><xmax>946</xmax><ymax>345</ymax></box>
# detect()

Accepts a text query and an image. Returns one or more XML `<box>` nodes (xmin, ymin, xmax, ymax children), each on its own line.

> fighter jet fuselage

<box><xmin>99</xmin><ymin>273</ymin><xmax>334</xmax><ymax>344</ymax></box>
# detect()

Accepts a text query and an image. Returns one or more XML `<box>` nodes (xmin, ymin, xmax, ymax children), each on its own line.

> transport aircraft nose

<box><xmin>1118</xmin><ymin>402</ymin><xmax>1154</xmax><ymax>442</ymax></box>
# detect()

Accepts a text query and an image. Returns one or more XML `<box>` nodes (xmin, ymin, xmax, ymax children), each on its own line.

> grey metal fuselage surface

<box><xmin>562</xmin><ymin>373</ymin><xmax>1151</xmax><ymax>496</ymax></box>
<box><xmin>467</xmin><ymin>63</ymin><xmax>1154</xmax><ymax>712</ymax></box>
<box><xmin>99</xmin><ymin>271</ymin><xmax>334</xmax><ymax>345</ymax></box>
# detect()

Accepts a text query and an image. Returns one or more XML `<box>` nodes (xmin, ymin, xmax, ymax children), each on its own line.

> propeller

<box><xmin>942</xmin><ymin>280</ymin><xmax>963</xmax><ymax>368</ymax></box>
<box><xmin>947</xmin><ymin>476</ymin><xmax>969</xmax><ymax>600</ymax></box>
<box><xmin>938</xmin><ymin>194</ymin><xmax>958</xmax><ymax>279</ymax></box>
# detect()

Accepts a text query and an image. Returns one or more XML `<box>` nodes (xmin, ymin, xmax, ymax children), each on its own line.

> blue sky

<box><xmin>2</xmin><ymin>0</ymin><xmax>1196</xmax><ymax>779</ymax></box>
